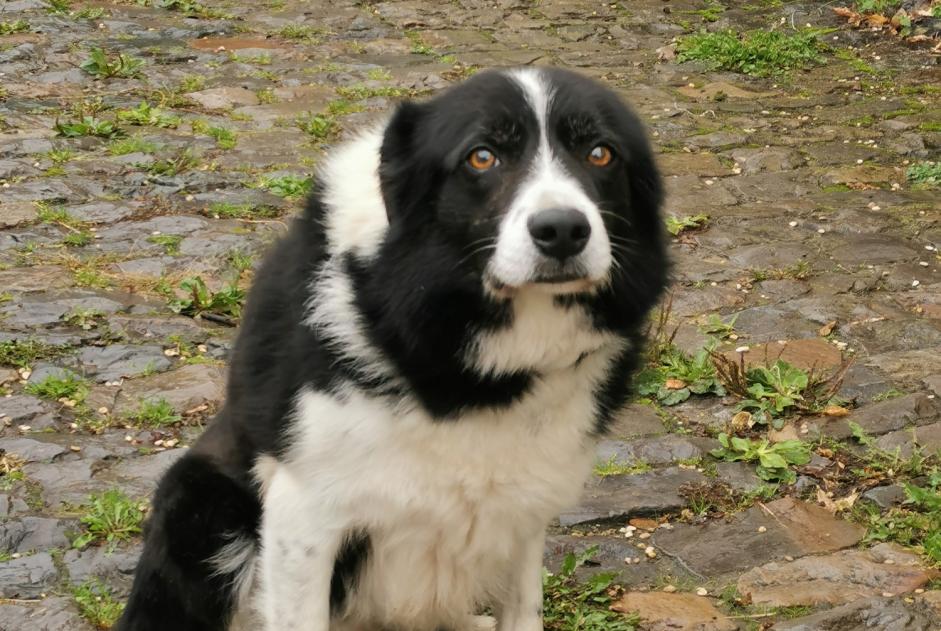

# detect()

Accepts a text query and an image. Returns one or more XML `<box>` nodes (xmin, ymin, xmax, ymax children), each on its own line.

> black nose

<box><xmin>527</xmin><ymin>208</ymin><xmax>591</xmax><ymax>260</ymax></box>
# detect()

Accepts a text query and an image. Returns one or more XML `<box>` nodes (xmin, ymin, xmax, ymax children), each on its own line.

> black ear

<box><xmin>379</xmin><ymin>101</ymin><xmax>438</xmax><ymax>224</ymax></box>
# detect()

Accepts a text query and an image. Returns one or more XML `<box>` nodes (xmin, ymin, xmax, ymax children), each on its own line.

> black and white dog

<box><xmin>117</xmin><ymin>67</ymin><xmax>668</xmax><ymax>631</ymax></box>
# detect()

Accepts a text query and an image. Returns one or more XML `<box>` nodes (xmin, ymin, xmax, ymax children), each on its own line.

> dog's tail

<box><xmin>116</xmin><ymin>453</ymin><xmax>261</xmax><ymax>631</ymax></box>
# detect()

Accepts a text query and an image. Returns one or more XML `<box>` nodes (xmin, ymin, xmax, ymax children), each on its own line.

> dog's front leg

<box><xmin>259</xmin><ymin>468</ymin><xmax>343</xmax><ymax>631</ymax></box>
<box><xmin>497</xmin><ymin>531</ymin><xmax>546</xmax><ymax>631</ymax></box>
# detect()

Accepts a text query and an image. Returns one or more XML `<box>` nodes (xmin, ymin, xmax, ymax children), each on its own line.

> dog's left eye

<box><xmin>587</xmin><ymin>145</ymin><xmax>614</xmax><ymax>167</ymax></box>
<box><xmin>467</xmin><ymin>148</ymin><xmax>499</xmax><ymax>172</ymax></box>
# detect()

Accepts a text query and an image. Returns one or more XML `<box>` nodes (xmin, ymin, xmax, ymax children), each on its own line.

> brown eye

<box><xmin>588</xmin><ymin>145</ymin><xmax>613</xmax><ymax>167</ymax></box>
<box><xmin>467</xmin><ymin>148</ymin><xmax>498</xmax><ymax>171</ymax></box>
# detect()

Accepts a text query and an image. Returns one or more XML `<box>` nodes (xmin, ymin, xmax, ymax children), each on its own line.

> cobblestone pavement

<box><xmin>1</xmin><ymin>0</ymin><xmax>940</xmax><ymax>629</ymax></box>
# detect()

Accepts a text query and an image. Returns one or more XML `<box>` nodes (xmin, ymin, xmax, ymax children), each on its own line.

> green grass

<box><xmin>147</xmin><ymin>234</ymin><xmax>183</xmax><ymax>255</ymax></box>
<box><xmin>109</xmin><ymin>136</ymin><xmax>159</xmax><ymax>156</ymax></box>
<box><xmin>0</xmin><ymin>339</ymin><xmax>70</xmax><ymax>369</ymax></box>
<box><xmin>907</xmin><ymin>161</ymin><xmax>941</xmax><ymax>188</ymax></box>
<box><xmin>258</xmin><ymin>174</ymin><xmax>313</xmax><ymax>198</ymax></box>
<box><xmin>544</xmin><ymin>546</ymin><xmax>638</xmax><ymax>631</ymax></box>
<box><xmin>593</xmin><ymin>456</ymin><xmax>652</xmax><ymax>477</ymax></box>
<box><xmin>0</xmin><ymin>20</ymin><xmax>30</xmax><ymax>35</ymax></box>
<box><xmin>156</xmin><ymin>0</ymin><xmax>231</xmax><ymax>19</ymax></box>
<box><xmin>750</xmin><ymin>260</ymin><xmax>812</xmax><ymax>282</ymax></box>
<box><xmin>116</xmin><ymin>101</ymin><xmax>181</xmax><ymax>128</ymax></box>
<box><xmin>147</xmin><ymin>149</ymin><xmax>200</xmax><ymax>176</ymax></box>
<box><xmin>205</xmin><ymin>126</ymin><xmax>237</xmax><ymax>149</ymax></box>
<box><xmin>297</xmin><ymin>112</ymin><xmax>337</xmax><ymax>140</ymax></box>
<box><xmin>73</xmin><ymin>578</ymin><xmax>125</xmax><ymax>628</ymax></box>
<box><xmin>126</xmin><ymin>398</ymin><xmax>181</xmax><ymax>427</ymax></box>
<box><xmin>72</xmin><ymin>489</ymin><xmax>145</xmax><ymax>550</ymax></box>
<box><xmin>25</xmin><ymin>373</ymin><xmax>88</xmax><ymax>403</ymax></box>
<box><xmin>80</xmin><ymin>47</ymin><xmax>145</xmax><ymax>79</ymax></box>
<box><xmin>334</xmin><ymin>84</ymin><xmax>415</xmax><ymax>101</ymax></box>
<box><xmin>278</xmin><ymin>24</ymin><xmax>324</xmax><ymax>41</ymax></box>
<box><xmin>208</xmin><ymin>202</ymin><xmax>278</xmax><ymax>219</ymax></box>
<box><xmin>63</xmin><ymin>230</ymin><xmax>94</xmax><ymax>247</ymax></box>
<box><xmin>677</xmin><ymin>29</ymin><xmax>824</xmax><ymax>77</ymax></box>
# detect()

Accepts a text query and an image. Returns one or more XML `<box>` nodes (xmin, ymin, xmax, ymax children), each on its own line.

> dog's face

<box><xmin>379</xmin><ymin>67</ymin><xmax>664</xmax><ymax>299</ymax></box>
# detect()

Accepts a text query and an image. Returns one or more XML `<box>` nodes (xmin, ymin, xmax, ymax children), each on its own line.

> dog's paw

<box><xmin>468</xmin><ymin>615</ymin><xmax>497</xmax><ymax>630</ymax></box>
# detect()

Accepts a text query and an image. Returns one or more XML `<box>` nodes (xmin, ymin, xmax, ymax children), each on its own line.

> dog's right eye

<box><xmin>467</xmin><ymin>148</ymin><xmax>499</xmax><ymax>172</ymax></box>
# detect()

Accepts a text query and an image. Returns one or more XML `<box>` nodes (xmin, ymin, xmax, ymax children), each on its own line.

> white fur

<box><xmin>467</xmin><ymin>287</ymin><xmax>620</xmax><ymax>376</ymax></box>
<box><xmin>319</xmin><ymin>124</ymin><xmax>390</xmax><ymax>260</ymax></box>
<box><xmin>258</xmin><ymin>343</ymin><xmax>613</xmax><ymax>631</ymax></box>
<box><xmin>487</xmin><ymin>68</ymin><xmax>612</xmax><ymax>290</ymax></box>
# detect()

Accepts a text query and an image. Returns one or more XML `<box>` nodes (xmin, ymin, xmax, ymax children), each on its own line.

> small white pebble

<box><xmin>757</xmin><ymin>526</ymin><xmax>767</xmax><ymax>533</ymax></box>
<box><xmin>818</xmin><ymin>228</ymin><xmax>826</xmax><ymax>234</ymax></box>
<box><xmin>663</xmin><ymin>585</ymin><xmax>676</xmax><ymax>593</ymax></box>
<box><xmin>884</xmin><ymin>559</ymin><xmax>895</xmax><ymax>565</ymax></box>
<box><xmin>915</xmin><ymin>588</ymin><xmax>925</xmax><ymax>594</ymax></box>
<box><xmin>696</xmin><ymin>587</ymin><xmax>708</xmax><ymax>596</ymax></box>
<box><xmin>645</xmin><ymin>546</ymin><xmax>657</xmax><ymax>558</ymax></box>
<box><xmin>920</xmin><ymin>262</ymin><xmax>930</xmax><ymax>267</ymax></box>
<box><xmin>789</xmin><ymin>221</ymin><xmax>798</xmax><ymax>227</ymax></box>
<box><xmin>639</xmin><ymin>532</ymin><xmax>651</xmax><ymax>540</ymax></box>
<box><xmin>882</xmin><ymin>591</ymin><xmax>893</xmax><ymax>598</ymax></box>
<box><xmin>736</xmin><ymin>346</ymin><xmax>749</xmax><ymax>353</ymax></box>
<box><xmin>784</xmin><ymin>555</ymin><xmax>794</xmax><ymax>561</ymax></box>
<box><xmin>912</xmin><ymin>280</ymin><xmax>920</xmax><ymax>287</ymax></box>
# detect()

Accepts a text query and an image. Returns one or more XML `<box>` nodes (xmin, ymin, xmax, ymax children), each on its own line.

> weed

<box><xmin>543</xmin><ymin>546</ymin><xmax>637</xmax><ymax>631</ymax></box>
<box><xmin>169</xmin><ymin>276</ymin><xmax>244</xmax><ymax>319</ymax></box>
<box><xmin>54</xmin><ymin>116</ymin><xmax>123</xmax><ymax>139</ymax></box>
<box><xmin>698</xmin><ymin>313</ymin><xmax>737</xmax><ymax>339</ymax></box>
<box><xmin>178</xmin><ymin>74</ymin><xmax>205</xmax><ymax>93</ymax></box>
<box><xmin>156</xmin><ymin>0</ymin><xmax>231</xmax><ymax>19</ymax></box>
<box><xmin>872</xmin><ymin>388</ymin><xmax>905</xmax><ymax>402</ymax></box>
<box><xmin>367</xmin><ymin>68</ymin><xmax>393</xmax><ymax>81</ymax></box>
<box><xmin>0</xmin><ymin>20</ymin><xmax>30</xmax><ymax>35</ymax></box>
<box><xmin>47</xmin><ymin>148</ymin><xmax>76</xmax><ymax>164</ymax></box>
<box><xmin>72</xmin><ymin>489</ymin><xmax>145</xmax><ymax>550</ymax></box>
<box><xmin>208</xmin><ymin>202</ymin><xmax>277</xmax><ymax>219</ymax></box>
<box><xmin>857</xmin><ymin>468</ymin><xmax>941</xmax><ymax>564</ymax></box>
<box><xmin>406</xmin><ymin>30</ymin><xmax>436</xmax><ymax>55</ymax></box>
<box><xmin>335</xmin><ymin>85</ymin><xmax>414</xmax><ymax>101</ymax></box>
<box><xmin>81</xmin><ymin>47</ymin><xmax>145</xmax><ymax>79</ymax></box>
<box><xmin>297</xmin><ymin>112</ymin><xmax>337</xmax><ymax>141</ymax></box>
<box><xmin>711</xmin><ymin>433</ymin><xmax>811</xmax><ymax>484</ymax></box>
<box><xmin>64</xmin><ymin>308</ymin><xmax>104</xmax><ymax>330</ymax></box>
<box><xmin>73</xmin><ymin>264</ymin><xmax>111</xmax><ymax>289</ymax></box>
<box><xmin>0</xmin><ymin>339</ymin><xmax>70</xmax><ymax>369</ymax></box>
<box><xmin>677</xmin><ymin>29</ymin><xmax>824</xmax><ymax>77</ymax></box>
<box><xmin>712</xmin><ymin>353</ymin><xmax>851</xmax><ymax>428</ymax></box>
<box><xmin>666</xmin><ymin>213</ymin><xmax>709</xmax><ymax>236</ymax></box>
<box><xmin>46</xmin><ymin>0</ymin><xmax>72</xmax><ymax>14</ymax></box>
<box><xmin>907</xmin><ymin>161</ymin><xmax>941</xmax><ymax>188</ymax></box>
<box><xmin>74</xmin><ymin>6</ymin><xmax>106</xmax><ymax>19</ymax></box>
<box><xmin>63</xmin><ymin>230</ymin><xmax>93</xmax><ymax>247</ymax></box>
<box><xmin>73</xmin><ymin>578</ymin><xmax>125</xmax><ymax>628</ymax></box>
<box><xmin>594</xmin><ymin>456</ymin><xmax>652</xmax><ymax>477</ymax></box>
<box><xmin>204</xmin><ymin>126</ymin><xmax>237</xmax><ymax>149</ymax></box>
<box><xmin>256</xmin><ymin>88</ymin><xmax>277</xmax><ymax>104</ymax></box>
<box><xmin>919</xmin><ymin>122</ymin><xmax>941</xmax><ymax>132</ymax></box>
<box><xmin>109</xmin><ymin>136</ymin><xmax>158</xmax><ymax>156</ymax></box>
<box><xmin>25</xmin><ymin>373</ymin><xmax>89</xmax><ymax>404</ymax></box>
<box><xmin>636</xmin><ymin>345</ymin><xmax>726</xmax><ymax>406</ymax></box>
<box><xmin>147</xmin><ymin>234</ymin><xmax>183</xmax><ymax>255</ymax></box>
<box><xmin>258</xmin><ymin>174</ymin><xmax>313</xmax><ymax>198</ymax></box>
<box><xmin>278</xmin><ymin>25</ymin><xmax>324</xmax><ymax>41</ymax></box>
<box><xmin>856</xmin><ymin>0</ymin><xmax>903</xmax><ymax>12</ymax></box>
<box><xmin>116</xmin><ymin>101</ymin><xmax>181</xmax><ymax>128</ymax></box>
<box><xmin>228</xmin><ymin>249</ymin><xmax>254</xmax><ymax>273</ymax></box>
<box><xmin>749</xmin><ymin>260</ymin><xmax>812</xmax><ymax>281</ymax></box>
<box><xmin>677</xmin><ymin>1</ymin><xmax>725</xmax><ymax>23</ymax></box>
<box><xmin>147</xmin><ymin>149</ymin><xmax>200</xmax><ymax>176</ymax></box>
<box><xmin>126</xmin><ymin>398</ymin><xmax>181</xmax><ymax>427</ymax></box>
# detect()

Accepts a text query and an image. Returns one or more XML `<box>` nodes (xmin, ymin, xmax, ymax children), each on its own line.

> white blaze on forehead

<box><xmin>486</xmin><ymin>69</ymin><xmax>612</xmax><ymax>289</ymax></box>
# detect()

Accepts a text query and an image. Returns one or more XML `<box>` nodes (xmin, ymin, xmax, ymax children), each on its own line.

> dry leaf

<box><xmin>665</xmin><ymin>378</ymin><xmax>687</xmax><ymax>390</ymax></box>
<box><xmin>817</xmin><ymin>488</ymin><xmax>860</xmax><ymax>513</ymax></box>
<box><xmin>823</xmin><ymin>405</ymin><xmax>850</xmax><ymax>417</ymax></box>
<box><xmin>818</xmin><ymin>320</ymin><xmax>837</xmax><ymax>336</ymax></box>
<box><xmin>730</xmin><ymin>410</ymin><xmax>754</xmax><ymax>433</ymax></box>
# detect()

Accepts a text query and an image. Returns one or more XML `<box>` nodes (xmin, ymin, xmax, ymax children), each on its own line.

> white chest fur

<box><xmin>255</xmin><ymin>344</ymin><xmax>611</xmax><ymax>631</ymax></box>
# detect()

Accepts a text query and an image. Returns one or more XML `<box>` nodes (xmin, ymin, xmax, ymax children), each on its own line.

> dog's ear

<box><xmin>379</xmin><ymin>101</ymin><xmax>438</xmax><ymax>224</ymax></box>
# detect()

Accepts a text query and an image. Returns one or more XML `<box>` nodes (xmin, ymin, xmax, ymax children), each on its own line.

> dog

<box><xmin>116</xmin><ymin>66</ymin><xmax>668</xmax><ymax>631</ymax></box>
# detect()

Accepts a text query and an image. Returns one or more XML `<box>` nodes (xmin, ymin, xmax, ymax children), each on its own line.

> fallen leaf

<box><xmin>729</xmin><ymin>410</ymin><xmax>754</xmax><ymax>433</ymax></box>
<box><xmin>665</xmin><ymin>378</ymin><xmax>687</xmax><ymax>390</ymax></box>
<box><xmin>823</xmin><ymin>405</ymin><xmax>850</xmax><ymax>417</ymax></box>
<box><xmin>818</xmin><ymin>320</ymin><xmax>837</xmax><ymax>336</ymax></box>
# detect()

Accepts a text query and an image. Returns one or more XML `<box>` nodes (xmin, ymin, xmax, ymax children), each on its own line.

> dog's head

<box><xmin>378</xmin><ymin>67</ymin><xmax>665</xmax><ymax>300</ymax></box>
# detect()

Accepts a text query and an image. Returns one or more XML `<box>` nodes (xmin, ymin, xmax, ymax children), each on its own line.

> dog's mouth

<box><xmin>485</xmin><ymin>271</ymin><xmax>599</xmax><ymax>298</ymax></box>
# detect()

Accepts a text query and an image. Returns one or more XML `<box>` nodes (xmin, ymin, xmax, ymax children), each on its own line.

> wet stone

<box><xmin>876</xmin><ymin>421</ymin><xmax>941</xmax><ymax>457</ymax></box>
<box><xmin>63</xmin><ymin>544</ymin><xmax>141</xmax><ymax>588</ymax></box>
<box><xmin>815</xmin><ymin>393</ymin><xmax>940</xmax><ymax>440</ymax></box>
<box><xmin>596</xmin><ymin>435</ymin><xmax>718</xmax><ymax>467</ymax></box>
<box><xmin>0</xmin><ymin>552</ymin><xmax>57</xmax><ymax>598</ymax></box>
<box><xmin>0</xmin><ymin>438</ymin><xmax>67</xmax><ymax>463</ymax></box>
<box><xmin>861</xmin><ymin>484</ymin><xmax>908</xmax><ymax>509</ymax></box>
<box><xmin>612</xmin><ymin>591</ymin><xmax>736</xmax><ymax>631</ymax></box>
<box><xmin>651</xmin><ymin>497</ymin><xmax>865</xmax><ymax>577</ymax></box>
<box><xmin>544</xmin><ymin>534</ymin><xmax>687</xmax><ymax>586</ymax></box>
<box><xmin>74</xmin><ymin>344</ymin><xmax>172</xmax><ymax>383</ymax></box>
<box><xmin>112</xmin><ymin>363</ymin><xmax>226</xmax><ymax>416</ymax></box>
<box><xmin>0</xmin><ymin>517</ymin><xmax>71</xmax><ymax>553</ymax></box>
<box><xmin>774</xmin><ymin>596</ymin><xmax>938</xmax><ymax>631</ymax></box>
<box><xmin>560</xmin><ymin>467</ymin><xmax>706</xmax><ymax>526</ymax></box>
<box><xmin>0</xmin><ymin>396</ymin><xmax>53</xmax><ymax>427</ymax></box>
<box><xmin>0</xmin><ymin>595</ymin><xmax>93</xmax><ymax>631</ymax></box>
<box><xmin>737</xmin><ymin>543</ymin><xmax>937</xmax><ymax>607</ymax></box>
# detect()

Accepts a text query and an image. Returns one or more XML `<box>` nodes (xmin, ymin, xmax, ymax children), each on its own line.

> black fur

<box><xmin>117</xmin><ymin>67</ymin><xmax>667</xmax><ymax>630</ymax></box>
